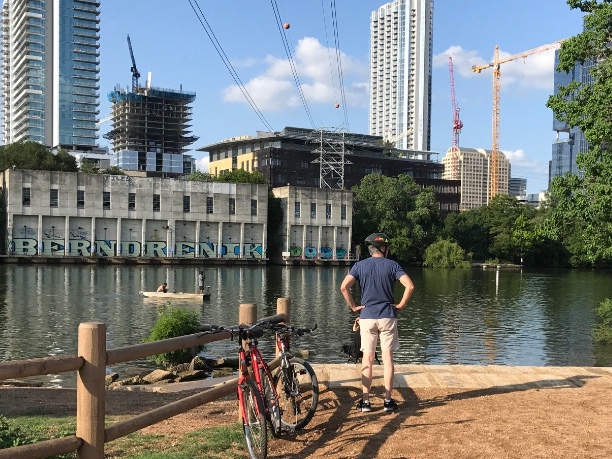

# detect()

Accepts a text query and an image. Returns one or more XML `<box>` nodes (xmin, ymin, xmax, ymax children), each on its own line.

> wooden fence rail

<box><xmin>0</xmin><ymin>298</ymin><xmax>292</xmax><ymax>459</ymax></box>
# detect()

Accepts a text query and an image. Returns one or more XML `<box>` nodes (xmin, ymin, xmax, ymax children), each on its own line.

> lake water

<box><xmin>1</xmin><ymin>265</ymin><xmax>611</xmax><ymax>387</ymax></box>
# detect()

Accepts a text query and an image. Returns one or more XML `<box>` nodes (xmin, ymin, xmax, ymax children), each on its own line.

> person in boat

<box><xmin>157</xmin><ymin>282</ymin><xmax>168</xmax><ymax>293</ymax></box>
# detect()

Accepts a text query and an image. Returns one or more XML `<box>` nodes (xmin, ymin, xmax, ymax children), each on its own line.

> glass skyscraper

<box><xmin>369</xmin><ymin>0</ymin><xmax>433</xmax><ymax>151</ymax></box>
<box><xmin>550</xmin><ymin>49</ymin><xmax>589</xmax><ymax>183</ymax></box>
<box><xmin>1</xmin><ymin>0</ymin><xmax>100</xmax><ymax>150</ymax></box>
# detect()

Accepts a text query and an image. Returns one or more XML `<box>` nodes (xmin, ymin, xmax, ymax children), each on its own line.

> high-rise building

<box><xmin>369</xmin><ymin>0</ymin><xmax>433</xmax><ymax>151</ymax></box>
<box><xmin>105</xmin><ymin>81</ymin><xmax>198</xmax><ymax>176</ymax></box>
<box><xmin>508</xmin><ymin>177</ymin><xmax>527</xmax><ymax>198</ymax></box>
<box><xmin>441</xmin><ymin>146</ymin><xmax>510</xmax><ymax>211</ymax></box>
<box><xmin>1</xmin><ymin>0</ymin><xmax>100</xmax><ymax>150</ymax></box>
<box><xmin>550</xmin><ymin>49</ymin><xmax>590</xmax><ymax>184</ymax></box>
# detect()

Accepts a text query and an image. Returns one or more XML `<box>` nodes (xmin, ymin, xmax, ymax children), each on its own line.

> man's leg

<box><xmin>361</xmin><ymin>351</ymin><xmax>375</xmax><ymax>400</ymax></box>
<box><xmin>381</xmin><ymin>348</ymin><xmax>394</xmax><ymax>400</ymax></box>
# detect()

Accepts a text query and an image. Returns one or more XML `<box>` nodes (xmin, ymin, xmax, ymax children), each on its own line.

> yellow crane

<box><xmin>471</xmin><ymin>40</ymin><xmax>564</xmax><ymax>200</ymax></box>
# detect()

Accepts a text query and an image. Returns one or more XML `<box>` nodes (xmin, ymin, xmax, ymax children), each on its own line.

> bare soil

<box><xmin>1</xmin><ymin>382</ymin><xmax>611</xmax><ymax>458</ymax></box>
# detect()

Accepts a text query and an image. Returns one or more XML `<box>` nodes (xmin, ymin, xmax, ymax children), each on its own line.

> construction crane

<box><xmin>448</xmin><ymin>56</ymin><xmax>463</xmax><ymax>180</ymax></box>
<box><xmin>383</xmin><ymin>129</ymin><xmax>413</xmax><ymax>146</ymax></box>
<box><xmin>127</xmin><ymin>34</ymin><xmax>140</xmax><ymax>92</ymax></box>
<box><xmin>471</xmin><ymin>40</ymin><xmax>563</xmax><ymax>200</ymax></box>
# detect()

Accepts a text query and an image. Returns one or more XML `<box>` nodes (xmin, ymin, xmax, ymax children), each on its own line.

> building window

<box><xmin>206</xmin><ymin>196</ymin><xmax>214</xmax><ymax>214</ymax></box>
<box><xmin>294</xmin><ymin>201</ymin><xmax>301</xmax><ymax>218</ymax></box>
<box><xmin>50</xmin><ymin>189</ymin><xmax>58</xmax><ymax>208</ymax></box>
<box><xmin>77</xmin><ymin>190</ymin><xmax>85</xmax><ymax>209</ymax></box>
<box><xmin>183</xmin><ymin>196</ymin><xmax>191</xmax><ymax>213</ymax></box>
<box><xmin>341</xmin><ymin>204</ymin><xmax>347</xmax><ymax>220</ymax></box>
<box><xmin>310</xmin><ymin>202</ymin><xmax>316</xmax><ymax>218</ymax></box>
<box><xmin>153</xmin><ymin>194</ymin><xmax>160</xmax><ymax>212</ymax></box>
<box><xmin>128</xmin><ymin>193</ymin><xmax>136</xmax><ymax>211</ymax></box>
<box><xmin>325</xmin><ymin>203</ymin><xmax>332</xmax><ymax>219</ymax></box>
<box><xmin>22</xmin><ymin>188</ymin><xmax>31</xmax><ymax>206</ymax></box>
<box><xmin>103</xmin><ymin>191</ymin><xmax>111</xmax><ymax>210</ymax></box>
<box><xmin>229</xmin><ymin>197</ymin><xmax>236</xmax><ymax>215</ymax></box>
<box><xmin>251</xmin><ymin>199</ymin><xmax>257</xmax><ymax>216</ymax></box>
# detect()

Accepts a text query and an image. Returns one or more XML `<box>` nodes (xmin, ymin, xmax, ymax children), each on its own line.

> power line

<box><xmin>270</xmin><ymin>0</ymin><xmax>316</xmax><ymax>129</ymax></box>
<box><xmin>329</xmin><ymin>0</ymin><xmax>349</xmax><ymax>130</ymax></box>
<box><xmin>187</xmin><ymin>0</ymin><xmax>274</xmax><ymax>132</ymax></box>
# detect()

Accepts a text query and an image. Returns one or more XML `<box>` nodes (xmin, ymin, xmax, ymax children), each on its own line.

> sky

<box><xmin>99</xmin><ymin>0</ymin><xmax>585</xmax><ymax>195</ymax></box>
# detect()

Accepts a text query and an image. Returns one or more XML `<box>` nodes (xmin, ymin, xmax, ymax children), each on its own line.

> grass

<box><xmin>1</xmin><ymin>415</ymin><xmax>247</xmax><ymax>459</ymax></box>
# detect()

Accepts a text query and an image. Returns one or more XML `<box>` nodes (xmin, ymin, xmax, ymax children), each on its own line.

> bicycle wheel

<box><xmin>240</xmin><ymin>378</ymin><xmax>268</xmax><ymax>459</ymax></box>
<box><xmin>274</xmin><ymin>357</ymin><xmax>319</xmax><ymax>432</ymax></box>
<box><xmin>259</xmin><ymin>362</ymin><xmax>282</xmax><ymax>437</ymax></box>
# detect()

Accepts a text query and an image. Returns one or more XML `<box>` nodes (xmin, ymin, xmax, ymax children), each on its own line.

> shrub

<box><xmin>423</xmin><ymin>238</ymin><xmax>472</xmax><ymax>268</ymax></box>
<box><xmin>594</xmin><ymin>299</ymin><xmax>612</xmax><ymax>344</ymax></box>
<box><xmin>0</xmin><ymin>415</ymin><xmax>29</xmax><ymax>449</ymax></box>
<box><xmin>144</xmin><ymin>305</ymin><xmax>202</xmax><ymax>368</ymax></box>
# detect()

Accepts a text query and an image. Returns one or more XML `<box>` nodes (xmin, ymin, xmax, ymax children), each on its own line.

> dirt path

<box><xmin>2</xmin><ymin>381</ymin><xmax>612</xmax><ymax>458</ymax></box>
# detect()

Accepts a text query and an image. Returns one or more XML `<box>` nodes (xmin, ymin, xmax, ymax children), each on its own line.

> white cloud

<box><xmin>222</xmin><ymin>37</ymin><xmax>369</xmax><ymax>112</ymax></box>
<box><xmin>434</xmin><ymin>44</ymin><xmax>558</xmax><ymax>91</ymax></box>
<box><xmin>195</xmin><ymin>155</ymin><xmax>209</xmax><ymax>173</ymax></box>
<box><xmin>502</xmin><ymin>148</ymin><xmax>548</xmax><ymax>174</ymax></box>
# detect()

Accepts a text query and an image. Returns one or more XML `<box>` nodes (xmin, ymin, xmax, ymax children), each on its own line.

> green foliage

<box><xmin>188</xmin><ymin>170</ymin><xmax>215</xmax><ymax>182</ymax></box>
<box><xmin>0</xmin><ymin>141</ymin><xmax>78</xmax><ymax>172</ymax></box>
<box><xmin>423</xmin><ymin>238</ymin><xmax>472</xmax><ymax>268</ymax></box>
<box><xmin>144</xmin><ymin>306</ymin><xmax>202</xmax><ymax>368</ymax></box>
<box><xmin>594</xmin><ymin>299</ymin><xmax>612</xmax><ymax>344</ymax></box>
<box><xmin>102</xmin><ymin>166</ymin><xmax>125</xmax><ymax>175</ymax></box>
<box><xmin>352</xmin><ymin>173</ymin><xmax>442</xmax><ymax>262</ymax></box>
<box><xmin>444</xmin><ymin>195</ymin><xmax>540</xmax><ymax>264</ymax></box>
<box><xmin>188</xmin><ymin>168</ymin><xmax>268</xmax><ymax>184</ymax></box>
<box><xmin>0</xmin><ymin>415</ymin><xmax>74</xmax><ymax>458</ymax></box>
<box><xmin>542</xmin><ymin>0</ymin><xmax>612</xmax><ymax>267</ymax></box>
<box><xmin>0</xmin><ymin>415</ymin><xmax>29</xmax><ymax>449</ymax></box>
<box><xmin>79</xmin><ymin>158</ymin><xmax>99</xmax><ymax>174</ymax></box>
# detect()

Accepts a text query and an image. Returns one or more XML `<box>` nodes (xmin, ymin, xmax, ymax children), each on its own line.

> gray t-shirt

<box><xmin>349</xmin><ymin>256</ymin><xmax>406</xmax><ymax>319</ymax></box>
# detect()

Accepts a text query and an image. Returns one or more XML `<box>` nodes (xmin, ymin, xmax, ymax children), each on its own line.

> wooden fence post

<box><xmin>276</xmin><ymin>297</ymin><xmax>291</xmax><ymax>323</ymax></box>
<box><xmin>239</xmin><ymin>303</ymin><xmax>257</xmax><ymax>326</ymax></box>
<box><xmin>76</xmin><ymin>322</ymin><xmax>106</xmax><ymax>459</ymax></box>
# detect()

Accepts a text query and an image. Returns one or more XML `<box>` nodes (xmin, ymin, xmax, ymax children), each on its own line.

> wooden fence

<box><xmin>0</xmin><ymin>298</ymin><xmax>292</xmax><ymax>459</ymax></box>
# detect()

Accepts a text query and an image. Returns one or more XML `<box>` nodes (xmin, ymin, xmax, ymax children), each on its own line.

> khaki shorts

<box><xmin>359</xmin><ymin>318</ymin><xmax>399</xmax><ymax>354</ymax></box>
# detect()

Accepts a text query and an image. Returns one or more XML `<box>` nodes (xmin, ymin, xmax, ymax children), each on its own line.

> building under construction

<box><xmin>105</xmin><ymin>82</ymin><xmax>198</xmax><ymax>176</ymax></box>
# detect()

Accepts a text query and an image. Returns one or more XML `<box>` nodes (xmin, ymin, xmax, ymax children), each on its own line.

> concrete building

<box><xmin>550</xmin><ymin>49</ymin><xmax>590</xmax><ymax>183</ymax></box>
<box><xmin>369</xmin><ymin>0</ymin><xmax>433</xmax><ymax>151</ymax></box>
<box><xmin>272</xmin><ymin>186</ymin><xmax>353</xmax><ymax>263</ymax></box>
<box><xmin>1</xmin><ymin>0</ymin><xmax>100</xmax><ymax>151</ymax></box>
<box><xmin>104</xmin><ymin>81</ymin><xmax>198</xmax><ymax>177</ymax></box>
<box><xmin>441</xmin><ymin>146</ymin><xmax>510</xmax><ymax>211</ymax></box>
<box><xmin>201</xmin><ymin>127</ymin><xmax>460</xmax><ymax>215</ymax></box>
<box><xmin>1</xmin><ymin>168</ymin><xmax>268</xmax><ymax>260</ymax></box>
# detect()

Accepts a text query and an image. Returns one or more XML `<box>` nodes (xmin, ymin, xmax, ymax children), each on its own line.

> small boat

<box><xmin>140</xmin><ymin>291</ymin><xmax>206</xmax><ymax>301</ymax></box>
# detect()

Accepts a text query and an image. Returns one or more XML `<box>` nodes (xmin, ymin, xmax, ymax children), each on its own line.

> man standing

<box><xmin>198</xmin><ymin>271</ymin><xmax>205</xmax><ymax>293</ymax></box>
<box><xmin>340</xmin><ymin>233</ymin><xmax>414</xmax><ymax>412</ymax></box>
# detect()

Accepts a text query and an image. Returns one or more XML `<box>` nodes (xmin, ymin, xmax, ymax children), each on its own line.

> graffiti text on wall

<box><xmin>10</xmin><ymin>239</ymin><xmax>264</xmax><ymax>258</ymax></box>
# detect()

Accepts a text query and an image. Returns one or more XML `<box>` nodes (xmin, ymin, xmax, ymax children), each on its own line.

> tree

<box><xmin>544</xmin><ymin>0</ymin><xmax>612</xmax><ymax>266</ymax></box>
<box><xmin>0</xmin><ymin>141</ymin><xmax>77</xmax><ymax>172</ymax></box>
<box><xmin>216</xmin><ymin>169</ymin><xmax>268</xmax><ymax>184</ymax></box>
<box><xmin>423</xmin><ymin>238</ymin><xmax>471</xmax><ymax>268</ymax></box>
<box><xmin>352</xmin><ymin>173</ymin><xmax>441</xmax><ymax>262</ymax></box>
<box><xmin>443</xmin><ymin>210</ymin><xmax>491</xmax><ymax>261</ymax></box>
<box><xmin>188</xmin><ymin>170</ymin><xmax>214</xmax><ymax>182</ymax></box>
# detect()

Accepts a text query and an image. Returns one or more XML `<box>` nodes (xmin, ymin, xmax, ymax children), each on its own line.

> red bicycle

<box><xmin>226</xmin><ymin>321</ymin><xmax>282</xmax><ymax>458</ymax></box>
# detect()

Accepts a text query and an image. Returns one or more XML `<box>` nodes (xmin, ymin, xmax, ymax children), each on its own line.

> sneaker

<box><xmin>383</xmin><ymin>399</ymin><xmax>399</xmax><ymax>412</ymax></box>
<box><xmin>356</xmin><ymin>399</ymin><xmax>371</xmax><ymax>412</ymax></box>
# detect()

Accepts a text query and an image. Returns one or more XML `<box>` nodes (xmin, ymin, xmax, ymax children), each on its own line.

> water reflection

<box><xmin>0</xmin><ymin>265</ymin><xmax>611</xmax><ymax>388</ymax></box>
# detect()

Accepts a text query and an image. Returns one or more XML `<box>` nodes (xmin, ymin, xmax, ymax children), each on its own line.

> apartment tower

<box><xmin>1</xmin><ymin>0</ymin><xmax>100</xmax><ymax>150</ymax></box>
<box><xmin>441</xmin><ymin>146</ymin><xmax>510</xmax><ymax>211</ymax></box>
<box><xmin>369</xmin><ymin>0</ymin><xmax>433</xmax><ymax>151</ymax></box>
